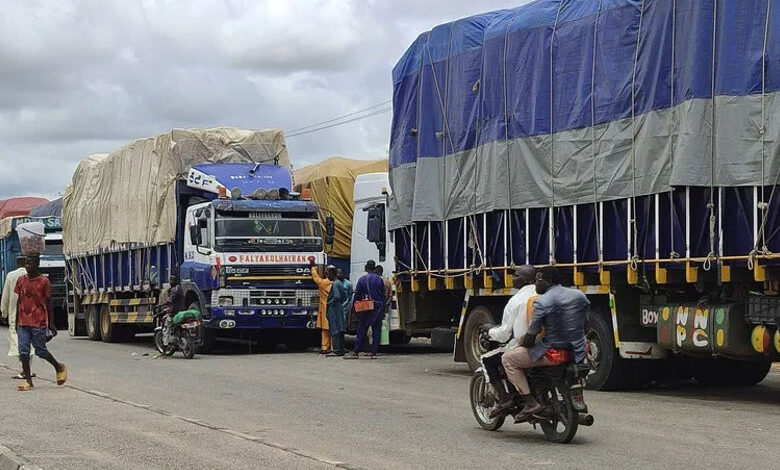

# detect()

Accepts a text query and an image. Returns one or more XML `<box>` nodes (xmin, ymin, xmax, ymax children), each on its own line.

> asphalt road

<box><xmin>0</xmin><ymin>329</ymin><xmax>778</xmax><ymax>470</ymax></box>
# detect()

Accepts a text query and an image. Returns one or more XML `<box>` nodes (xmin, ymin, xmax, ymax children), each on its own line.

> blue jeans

<box><xmin>16</xmin><ymin>326</ymin><xmax>49</xmax><ymax>362</ymax></box>
<box><xmin>354</xmin><ymin>306</ymin><xmax>383</xmax><ymax>354</ymax></box>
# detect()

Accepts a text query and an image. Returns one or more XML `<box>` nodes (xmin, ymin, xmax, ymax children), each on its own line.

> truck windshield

<box><xmin>215</xmin><ymin>217</ymin><xmax>322</xmax><ymax>252</ymax></box>
<box><xmin>43</xmin><ymin>239</ymin><xmax>63</xmax><ymax>257</ymax></box>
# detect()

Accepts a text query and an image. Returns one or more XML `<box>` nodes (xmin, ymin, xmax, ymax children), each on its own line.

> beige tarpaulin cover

<box><xmin>293</xmin><ymin>157</ymin><xmax>387</xmax><ymax>258</ymax></box>
<box><xmin>63</xmin><ymin>128</ymin><xmax>290</xmax><ymax>256</ymax></box>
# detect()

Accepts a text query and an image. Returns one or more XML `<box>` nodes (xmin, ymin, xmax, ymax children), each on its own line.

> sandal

<box><xmin>17</xmin><ymin>382</ymin><xmax>33</xmax><ymax>392</ymax></box>
<box><xmin>56</xmin><ymin>364</ymin><xmax>68</xmax><ymax>385</ymax></box>
<box><xmin>12</xmin><ymin>373</ymin><xmax>35</xmax><ymax>380</ymax></box>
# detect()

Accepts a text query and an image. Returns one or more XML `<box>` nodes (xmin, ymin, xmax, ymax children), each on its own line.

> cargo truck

<box><xmin>379</xmin><ymin>0</ymin><xmax>779</xmax><ymax>390</ymax></box>
<box><xmin>0</xmin><ymin>213</ymin><xmax>67</xmax><ymax>328</ymax></box>
<box><xmin>63</xmin><ymin>128</ymin><xmax>332</xmax><ymax>351</ymax></box>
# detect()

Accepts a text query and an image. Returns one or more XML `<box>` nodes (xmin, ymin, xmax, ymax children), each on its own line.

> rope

<box><xmin>548</xmin><ymin>1</ymin><xmax>563</xmax><ymax>264</ymax></box>
<box><xmin>751</xmin><ymin>0</ymin><xmax>775</xmax><ymax>269</ymax></box>
<box><xmin>669</xmin><ymin>0</ymin><xmax>678</xmax><ymax>260</ymax></box>
<box><xmin>591</xmin><ymin>0</ymin><xmax>604</xmax><ymax>267</ymax></box>
<box><xmin>503</xmin><ymin>12</ymin><xmax>520</xmax><ymax>267</ymax></box>
<box><xmin>703</xmin><ymin>0</ymin><xmax>718</xmax><ymax>271</ymax></box>
<box><xmin>629</xmin><ymin>0</ymin><xmax>646</xmax><ymax>272</ymax></box>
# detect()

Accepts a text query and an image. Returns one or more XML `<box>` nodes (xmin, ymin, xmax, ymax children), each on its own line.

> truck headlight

<box><xmin>219</xmin><ymin>296</ymin><xmax>234</xmax><ymax>306</ymax></box>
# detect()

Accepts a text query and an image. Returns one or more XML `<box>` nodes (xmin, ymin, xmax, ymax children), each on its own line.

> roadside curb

<box><xmin>0</xmin><ymin>444</ymin><xmax>41</xmax><ymax>470</ymax></box>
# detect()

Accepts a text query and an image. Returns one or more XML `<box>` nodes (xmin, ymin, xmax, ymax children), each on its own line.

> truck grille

<box><xmin>225</xmin><ymin>265</ymin><xmax>311</xmax><ymax>277</ymax></box>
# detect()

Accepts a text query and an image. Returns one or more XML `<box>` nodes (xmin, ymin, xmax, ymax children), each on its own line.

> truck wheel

<box><xmin>187</xmin><ymin>301</ymin><xmax>215</xmax><ymax>353</ymax></box>
<box><xmin>389</xmin><ymin>331</ymin><xmax>412</xmax><ymax>345</ymax></box>
<box><xmin>464</xmin><ymin>306</ymin><xmax>494</xmax><ymax>371</ymax></box>
<box><xmin>68</xmin><ymin>313</ymin><xmax>86</xmax><ymax>337</ymax></box>
<box><xmin>585</xmin><ymin>311</ymin><xmax>631</xmax><ymax>391</ymax></box>
<box><xmin>86</xmin><ymin>305</ymin><xmax>101</xmax><ymax>341</ymax></box>
<box><xmin>694</xmin><ymin>359</ymin><xmax>772</xmax><ymax>386</ymax></box>
<box><xmin>100</xmin><ymin>305</ymin><xmax>117</xmax><ymax>343</ymax></box>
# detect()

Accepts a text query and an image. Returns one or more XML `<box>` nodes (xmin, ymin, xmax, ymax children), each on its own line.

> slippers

<box><xmin>56</xmin><ymin>364</ymin><xmax>68</xmax><ymax>385</ymax></box>
<box><xmin>17</xmin><ymin>382</ymin><xmax>33</xmax><ymax>392</ymax></box>
<box><xmin>12</xmin><ymin>373</ymin><xmax>35</xmax><ymax>380</ymax></box>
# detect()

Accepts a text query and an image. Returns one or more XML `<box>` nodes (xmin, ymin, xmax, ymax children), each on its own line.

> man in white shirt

<box><xmin>481</xmin><ymin>265</ymin><xmax>536</xmax><ymax>418</ymax></box>
<box><xmin>1</xmin><ymin>256</ymin><xmax>30</xmax><ymax>377</ymax></box>
<box><xmin>487</xmin><ymin>265</ymin><xmax>537</xmax><ymax>348</ymax></box>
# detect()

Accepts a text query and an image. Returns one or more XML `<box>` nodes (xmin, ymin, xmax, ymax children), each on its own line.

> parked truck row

<box><xmin>374</xmin><ymin>0</ymin><xmax>780</xmax><ymax>390</ymax></box>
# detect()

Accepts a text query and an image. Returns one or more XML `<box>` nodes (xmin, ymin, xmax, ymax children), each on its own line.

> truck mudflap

<box><xmin>656</xmin><ymin>303</ymin><xmax>766</xmax><ymax>358</ymax></box>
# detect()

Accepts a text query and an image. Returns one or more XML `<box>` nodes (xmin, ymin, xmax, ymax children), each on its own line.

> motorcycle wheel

<box><xmin>154</xmin><ymin>330</ymin><xmax>175</xmax><ymax>356</ymax></box>
<box><xmin>469</xmin><ymin>371</ymin><xmax>505</xmax><ymax>431</ymax></box>
<box><xmin>179</xmin><ymin>333</ymin><xmax>196</xmax><ymax>359</ymax></box>
<box><xmin>538</xmin><ymin>381</ymin><xmax>578</xmax><ymax>443</ymax></box>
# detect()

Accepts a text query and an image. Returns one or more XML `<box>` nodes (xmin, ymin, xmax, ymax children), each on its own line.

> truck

<box><xmin>0</xmin><ymin>198</ymin><xmax>67</xmax><ymax>328</ymax></box>
<box><xmin>293</xmin><ymin>156</ymin><xmax>387</xmax><ymax>277</ymax></box>
<box><xmin>376</xmin><ymin>0</ymin><xmax>779</xmax><ymax>390</ymax></box>
<box><xmin>63</xmin><ymin>128</ymin><xmax>332</xmax><ymax>351</ymax></box>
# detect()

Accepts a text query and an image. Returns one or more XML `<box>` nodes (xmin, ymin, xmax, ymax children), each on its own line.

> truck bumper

<box><xmin>206</xmin><ymin>306</ymin><xmax>318</xmax><ymax>330</ymax></box>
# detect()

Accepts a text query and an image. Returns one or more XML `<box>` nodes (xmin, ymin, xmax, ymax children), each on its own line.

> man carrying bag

<box><xmin>345</xmin><ymin>260</ymin><xmax>386</xmax><ymax>359</ymax></box>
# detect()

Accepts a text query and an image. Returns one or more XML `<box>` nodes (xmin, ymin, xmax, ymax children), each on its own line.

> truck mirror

<box><xmin>324</xmin><ymin>216</ymin><xmax>335</xmax><ymax>246</ymax></box>
<box><xmin>366</xmin><ymin>205</ymin><xmax>385</xmax><ymax>244</ymax></box>
<box><xmin>189</xmin><ymin>225</ymin><xmax>201</xmax><ymax>245</ymax></box>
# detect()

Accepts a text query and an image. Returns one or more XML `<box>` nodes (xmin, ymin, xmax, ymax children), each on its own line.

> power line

<box><xmin>285</xmin><ymin>106</ymin><xmax>391</xmax><ymax>138</ymax></box>
<box><xmin>285</xmin><ymin>100</ymin><xmax>391</xmax><ymax>134</ymax></box>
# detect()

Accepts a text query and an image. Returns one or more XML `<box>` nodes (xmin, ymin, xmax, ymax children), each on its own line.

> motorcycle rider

<box><xmin>160</xmin><ymin>272</ymin><xmax>186</xmax><ymax>347</ymax></box>
<box><xmin>482</xmin><ymin>265</ymin><xmax>537</xmax><ymax>416</ymax></box>
<box><xmin>495</xmin><ymin>266</ymin><xmax>589</xmax><ymax>420</ymax></box>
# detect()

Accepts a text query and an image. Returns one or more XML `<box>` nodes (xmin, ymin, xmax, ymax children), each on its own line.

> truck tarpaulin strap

<box><xmin>63</xmin><ymin>128</ymin><xmax>291</xmax><ymax>256</ymax></box>
<box><xmin>387</xmin><ymin>0</ymin><xmax>780</xmax><ymax>230</ymax></box>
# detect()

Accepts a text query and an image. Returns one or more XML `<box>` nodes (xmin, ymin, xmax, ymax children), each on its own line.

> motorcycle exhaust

<box><xmin>578</xmin><ymin>414</ymin><xmax>595</xmax><ymax>426</ymax></box>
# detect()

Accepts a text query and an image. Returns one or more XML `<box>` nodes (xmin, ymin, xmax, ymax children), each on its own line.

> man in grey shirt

<box><xmin>499</xmin><ymin>266</ymin><xmax>589</xmax><ymax>419</ymax></box>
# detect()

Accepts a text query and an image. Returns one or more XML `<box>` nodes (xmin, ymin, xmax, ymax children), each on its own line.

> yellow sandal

<box><xmin>17</xmin><ymin>382</ymin><xmax>33</xmax><ymax>392</ymax></box>
<box><xmin>56</xmin><ymin>364</ymin><xmax>68</xmax><ymax>385</ymax></box>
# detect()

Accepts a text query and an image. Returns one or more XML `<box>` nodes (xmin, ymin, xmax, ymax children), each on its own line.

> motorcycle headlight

<box><xmin>219</xmin><ymin>296</ymin><xmax>234</xmax><ymax>306</ymax></box>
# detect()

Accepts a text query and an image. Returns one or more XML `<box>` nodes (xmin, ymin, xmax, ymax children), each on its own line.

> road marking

<box><xmin>0</xmin><ymin>363</ymin><xmax>369</xmax><ymax>470</ymax></box>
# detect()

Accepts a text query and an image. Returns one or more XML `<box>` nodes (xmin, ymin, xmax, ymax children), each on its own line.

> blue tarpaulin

<box><xmin>388</xmin><ymin>0</ymin><xmax>779</xmax><ymax>229</ymax></box>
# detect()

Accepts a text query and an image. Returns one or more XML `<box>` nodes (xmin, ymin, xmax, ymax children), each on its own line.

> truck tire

<box><xmin>389</xmin><ymin>331</ymin><xmax>412</xmax><ymax>345</ymax></box>
<box><xmin>100</xmin><ymin>304</ymin><xmax>118</xmax><ymax>343</ymax></box>
<box><xmin>694</xmin><ymin>358</ymin><xmax>772</xmax><ymax>386</ymax></box>
<box><xmin>86</xmin><ymin>305</ymin><xmax>101</xmax><ymax>341</ymax></box>
<box><xmin>68</xmin><ymin>313</ymin><xmax>86</xmax><ymax>337</ymax></box>
<box><xmin>464</xmin><ymin>306</ymin><xmax>495</xmax><ymax>371</ymax></box>
<box><xmin>585</xmin><ymin>310</ymin><xmax>632</xmax><ymax>391</ymax></box>
<box><xmin>187</xmin><ymin>300</ymin><xmax>215</xmax><ymax>353</ymax></box>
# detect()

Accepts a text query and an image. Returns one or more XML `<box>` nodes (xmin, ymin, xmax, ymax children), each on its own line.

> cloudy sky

<box><xmin>0</xmin><ymin>0</ymin><xmax>523</xmax><ymax>200</ymax></box>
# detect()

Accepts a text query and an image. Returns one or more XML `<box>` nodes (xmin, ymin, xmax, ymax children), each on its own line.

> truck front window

<box><xmin>215</xmin><ymin>217</ymin><xmax>322</xmax><ymax>252</ymax></box>
<box><xmin>43</xmin><ymin>239</ymin><xmax>63</xmax><ymax>257</ymax></box>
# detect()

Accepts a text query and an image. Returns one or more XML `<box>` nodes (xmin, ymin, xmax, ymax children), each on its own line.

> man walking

<box><xmin>14</xmin><ymin>254</ymin><xmax>67</xmax><ymax>391</ymax></box>
<box><xmin>1</xmin><ymin>256</ymin><xmax>31</xmax><ymax>378</ymax></box>
<box><xmin>345</xmin><ymin>260</ymin><xmax>386</xmax><ymax>359</ymax></box>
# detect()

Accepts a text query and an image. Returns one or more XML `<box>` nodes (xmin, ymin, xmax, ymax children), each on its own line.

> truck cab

<box><xmin>176</xmin><ymin>162</ymin><xmax>330</xmax><ymax>346</ymax></box>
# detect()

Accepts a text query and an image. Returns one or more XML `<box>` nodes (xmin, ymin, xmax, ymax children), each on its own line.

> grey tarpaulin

<box><xmin>387</xmin><ymin>1</ymin><xmax>779</xmax><ymax>230</ymax></box>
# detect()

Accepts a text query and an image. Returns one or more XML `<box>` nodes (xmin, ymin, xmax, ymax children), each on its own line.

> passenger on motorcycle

<box><xmin>160</xmin><ymin>273</ymin><xmax>186</xmax><ymax>347</ymax></box>
<box><xmin>484</xmin><ymin>265</ymin><xmax>537</xmax><ymax>349</ymax></box>
<box><xmin>495</xmin><ymin>266</ymin><xmax>589</xmax><ymax>420</ymax></box>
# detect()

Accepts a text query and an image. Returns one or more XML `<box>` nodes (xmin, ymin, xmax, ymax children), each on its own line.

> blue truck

<box><xmin>384</xmin><ymin>0</ymin><xmax>779</xmax><ymax>389</ymax></box>
<box><xmin>0</xmin><ymin>214</ymin><xmax>67</xmax><ymax>328</ymax></box>
<box><xmin>63</xmin><ymin>128</ymin><xmax>330</xmax><ymax>350</ymax></box>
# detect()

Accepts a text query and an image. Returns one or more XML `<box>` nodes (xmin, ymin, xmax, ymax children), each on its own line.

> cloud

<box><xmin>0</xmin><ymin>0</ymin><xmax>523</xmax><ymax>199</ymax></box>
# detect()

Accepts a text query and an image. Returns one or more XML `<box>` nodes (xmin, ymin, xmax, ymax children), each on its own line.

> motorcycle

<box><xmin>469</xmin><ymin>329</ymin><xmax>594</xmax><ymax>443</ymax></box>
<box><xmin>153</xmin><ymin>306</ymin><xmax>202</xmax><ymax>359</ymax></box>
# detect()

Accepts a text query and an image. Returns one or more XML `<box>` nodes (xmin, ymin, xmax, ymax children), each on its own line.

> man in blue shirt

<box><xmin>345</xmin><ymin>260</ymin><xmax>386</xmax><ymax>359</ymax></box>
<box><xmin>500</xmin><ymin>266</ymin><xmax>589</xmax><ymax>419</ymax></box>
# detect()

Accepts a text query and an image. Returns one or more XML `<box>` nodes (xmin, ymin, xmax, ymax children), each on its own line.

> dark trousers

<box><xmin>331</xmin><ymin>331</ymin><xmax>345</xmax><ymax>355</ymax></box>
<box><xmin>354</xmin><ymin>307</ymin><xmax>383</xmax><ymax>354</ymax></box>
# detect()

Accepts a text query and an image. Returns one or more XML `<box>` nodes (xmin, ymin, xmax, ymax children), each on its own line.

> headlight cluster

<box><xmin>258</xmin><ymin>298</ymin><xmax>289</xmax><ymax>305</ymax></box>
<box><xmin>260</xmin><ymin>309</ymin><xmax>285</xmax><ymax>316</ymax></box>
